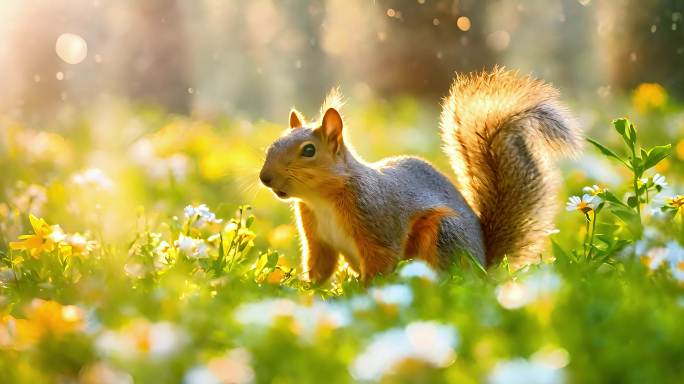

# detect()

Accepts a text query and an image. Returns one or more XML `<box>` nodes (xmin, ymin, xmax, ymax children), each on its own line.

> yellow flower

<box><xmin>0</xmin><ymin>203</ymin><xmax>9</xmax><ymax>220</ymax></box>
<box><xmin>666</xmin><ymin>195</ymin><xmax>684</xmax><ymax>212</ymax></box>
<box><xmin>9</xmin><ymin>215</ymin><xmax>66</xmax><ymax>257</ymax></box>
<box><xmin>0</xmin><ymin>300</ymin><xmax>85</xmax><ymax>350</ymax></box>
<box><xmin>26</xmin><ymin>299</ymin><xmax>85</xmax><ymax>336</ymax></box>
<box><xmin>677</xmin><ymin>140</ymin><xmax>684</xmax><ymax>161</ymax></box>
<box><xmin>0</xmin><ymin>315</ymin><xmax>41</xmax><ymax>350</ymax></box>
<box><xmin>632</xmin><ymin>83</ymin><xmax>667</xmax><ymax>113</ymax></box>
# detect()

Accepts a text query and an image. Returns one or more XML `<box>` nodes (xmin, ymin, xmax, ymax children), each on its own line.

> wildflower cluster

<box><xmin>1</xmin><ymin>109</ymin><xmax>684</xmax><ymax>383</ymax></box>
<box><xmin>6</xmin><ymin>214</ymin><xmax>99</xmax><ymax>281</ymax></box>
<box><xmin>564</xmin><ymin>119</ymin><xmax>684</xmax><ymax>284</ymax></box>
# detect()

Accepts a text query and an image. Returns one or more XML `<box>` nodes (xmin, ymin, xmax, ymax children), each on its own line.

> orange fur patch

<box><xmin>319</xmin><ymin>181</ymin><xmax>398</xmax><ymax>282</ymax></box>
<box><xmin>403</xmin><ymin>207</ymin><xmax>455</xmax><ymax>268</ymax></box>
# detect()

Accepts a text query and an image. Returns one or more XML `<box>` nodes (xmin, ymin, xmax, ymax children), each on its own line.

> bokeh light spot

<box><xmin>55</xmin><ymin>33</ymin><xmax>88</xmax><ymax>65</ymax></box>
<box><xmin>457</xmin><ymin>16</ymin><xmax>471</xmax><ymax>31</ymax></box>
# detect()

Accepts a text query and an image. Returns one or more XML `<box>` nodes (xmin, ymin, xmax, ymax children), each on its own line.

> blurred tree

<box><xmin>323</xmin><ymin>0</ymin><xmax>496</xmax><ymax>99</ymax></box>
<box><xmin>496</xmin><ymin>0</ymin><xmax>602</xmax><ymax>97</ymax></box>
<box><xmin>108</xmin><ymin>0</ymin><xmax>191</xmax><ymax>113</ymax></box>
<box><xmin>601</xmin><ymin>0</ymin><xmax>684</xmax><ymax>97</ymax></box>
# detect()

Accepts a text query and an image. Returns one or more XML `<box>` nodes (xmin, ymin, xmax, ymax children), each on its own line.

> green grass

<box><xmin>1</xmin><ymin>94</ymin><xmax>684</xmax><ymax>383</ymax></box>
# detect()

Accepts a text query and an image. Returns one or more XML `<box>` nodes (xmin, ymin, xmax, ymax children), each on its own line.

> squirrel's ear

<box><xmin>321</xmin><ymin>107</ymin><xmax>343</xmax><ymax>152</ymax></box>
<box><xmin>289</xmin><ymin>109</ymin><xmax>305</xmax><ymax>129</ymax></box>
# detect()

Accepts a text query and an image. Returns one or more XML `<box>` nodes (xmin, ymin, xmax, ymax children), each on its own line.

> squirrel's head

<box><xmin>260</xmin><ymin>91</ymin><xmax>351</xmax><ymax>201</ymax></box>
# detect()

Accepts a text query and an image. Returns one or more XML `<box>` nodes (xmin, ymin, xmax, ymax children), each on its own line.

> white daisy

<box><xmin>652</xmin><ymin>173</ymin><xmax>668</xmax><ymax>189</ymax></box>
<box><xmin>671</xmin><ymin>261</ymin><xmax>684</xmax><ymax>283</ymax></box>
<box><xmin>350</xmin><ymin>321</ymin><xmax>458</xmax><ymax>381</ymax></box>
<box><xmin>184</xmin><ymin>349</ymin><xmax>255</xmax><ymax>384</ymax></box>
<box><xmin>641</xmin><ymin>247</ymin><xmax>667</xmax><ymax>270</ymax></box>
<box><xmin>665</xmin><ymin>242</ymin><xmax>684</xmax><ymax>282</ymax></box>
<box><xmin>369</xmin><ymin>284</ymin><xmax>413</xmax><ymax>307</ymax></box>
<box><xmin>399</xmin><ymin>260</ymin><xmax>438</xmax><ymax>282</ymax></box>
<box><xmin>233</xmin><ymin>298</ymin><xmax>351</xmax><ymax>342</ymax></box>
<box><xmin>72</xmin><ymin>168</ymin><xmax>114</xmax><ymax>191</ymax></box>
<box><xmin>566</xmin><ymin>194</ymin><xmax>601</xmax><ymax>213</ymax></box>
<box><xmin>488</xmin><ymin>358</ymin><xmax>565</xmax><ymax>384</ymax></box>
<box><xmin>46</xmin><ymin>226</ymin><xmax>68</xmax><ymax>243</ymax></box>
<box><xmin>641</xmin><ymin>173</ymin><xmax>668</xmax><ymax>189</ymax></box>
<box><xmin>183</xmin><ymin>204</ymin><xmax>223</xmax><ymax>227</ymax></box>
<box><xmin>96</xmin><ymin>321</ymin><xmax>186</xmax><ymax>359</ymax></box>
<box><xmin>496</xmin><ymin>269</ymin><xmax>561</xmax><ymax>310</ymax></box>
<box><xmin>154</xmin><ymin>240</ymin><xmax>173</xmax><ymax>269</ymax></box>
<box><xmin>665</xmin><ymin>195</ymin><xmax>684</xmax><ymax>211</ymax></box>
<box><xmin>175</xmin><ymin>234</ymin><xmax>208</xmax><ymax>259</ymax></box>
<box><xmin>582</xmin><ymin>185</ymin><xmax>606</xmax><ymax>196</ymax></box>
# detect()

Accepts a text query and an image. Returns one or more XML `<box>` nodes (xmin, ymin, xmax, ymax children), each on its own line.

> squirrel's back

<box><xmin>440</xmin><ymin>68</ymin><xmax>582</xmax><ymax>267</ymax></box>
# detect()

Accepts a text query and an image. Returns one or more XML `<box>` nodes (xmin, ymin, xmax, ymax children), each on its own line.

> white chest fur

<box><xmin>309</xmin><ymin>201</ymin><xmax>360</xmax><ymax>270</ymax></box>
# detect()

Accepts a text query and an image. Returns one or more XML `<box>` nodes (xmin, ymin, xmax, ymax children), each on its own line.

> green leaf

<box><xmin>463</xmin><ymin>250</ymin><xmax>487</xmax><ymax>276</ymax></box>
<box><xmin>551</xmin><ymin>240</ymin><xmax>573</xmax><ymax>268</ymax></box>
<box><xmin>627</xmin><ymin>196</ymin><xmax>639</xmax><ymax>208</ymax></box>
<box><xmin>214</xmin><ymin>233</ymin><xmax>226</xmax><ymax>273</ymax></box>
<box><xmin>613</xmin><ymin>118</ymin><xmax>628</xmax><ymax>136</ymax></box>
<box><xmin>254</xmin><ymin>253</ymin><xmax>266</xmax><ymax>275</ymax></box>
<box><xmin>612</xmin><ymin>118</ymin><xmax>637</xmax><ymax>151</ymax></box>
<box><xmin>613</xmin><ymin>118</ymin><xmax>632</xmax><ymax>149</ymax></box>
<box><xmin>266</xmin><ymin>251</ymin><xmax>279</xmax><ymax>269</ymax></box>
<box><xmin>637</xmin><ymin>183</ymin><xmax>648</xmax><ymax>195</ymax></box>
<box><xmin>586</xmin><ymin>138</ymin><xmax>630</xmax><ymax>169</ymax></box>
<box><xmin>609</xmin><ymin>205</ymin><xmax>642</xmax><ymax>238</ymax></box>
<box><xmin>595</xmin><ymin>234</ymin><xmax>614</xmax><ymax>246</ymax></box>
<box><xmin>238</xmin><ymin>241</ymin><xmax>250</xmax><ymax>252</ymax></box>
<box><xmin>628</xmin><ymin>123</ymin><xmax>637</xmax><ymax>145</ymax></box>
<box><xmin>643</xmin><ymin>144</ymin><xmax>671</xmax><ymax>171</ymax></box>
<box><xmin>602</xmin><ymin>191</ymin><xmax>629</xmax><ymax>208</ymax></box>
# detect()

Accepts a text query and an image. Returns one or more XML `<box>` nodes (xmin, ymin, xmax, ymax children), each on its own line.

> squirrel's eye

<box><xmin>301</xmin><ymin>143</ymin><xmax>316</xmax><ymax>157</ymax></box>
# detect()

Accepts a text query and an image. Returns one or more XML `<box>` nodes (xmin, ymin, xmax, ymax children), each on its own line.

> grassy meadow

<box><xmin>1</xmin><ymin>83</ymin><xmax>684</xmax><ymax>383</ymax></box>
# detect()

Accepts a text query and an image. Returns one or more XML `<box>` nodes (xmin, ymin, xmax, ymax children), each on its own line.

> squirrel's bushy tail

<box><xmin>440</xmin><ymin>68</ymin><xmax>582</xmax><ymax>268</ymax></box>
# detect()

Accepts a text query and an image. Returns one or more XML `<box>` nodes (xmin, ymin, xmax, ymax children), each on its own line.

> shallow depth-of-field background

<box><xmin>2</xmin><ymin>1</ymin><xmax>684</xmax><ymax>383</ymax></box>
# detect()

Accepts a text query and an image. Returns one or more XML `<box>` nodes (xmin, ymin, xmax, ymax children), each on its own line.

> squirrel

<box><xmin>259</xmin><ymin>68</ymin><xmax>582</xmax><ymax>283</ymax></box>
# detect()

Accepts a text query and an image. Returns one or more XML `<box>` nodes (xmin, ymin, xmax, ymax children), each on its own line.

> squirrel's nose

<box><xmin>259</xmin><ymin>172</ymin><xmax>273</xmax><ymax>187</ymax></box>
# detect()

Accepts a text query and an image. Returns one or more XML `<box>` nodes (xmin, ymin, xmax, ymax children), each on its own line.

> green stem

<box><xmin>632</xmin><ymin>174</ymin><xmax>641</xmax><ymax>218</ymax></box>
<box><xmin>630</xmin><ymin>144</ymin><xmax>642</xmax><ymax>221</ymax></box>
<box><xmin>186</xmin><ymin>215</ymin><xmax>195</xmax><ymax>236</ymax></box>
<box><xmin>10</xmin><ymin>250</ymin><xmax>21</xmax><ymax>291</ymax></box>
<box><xmin>583</xmin><ymin>215</ymin><xmax>590</xmax><ymax>258</ymax></box>
<box><xmin>587</xmin><ymin>211</ymin><xmax>598</xmax><ymax>260</ymax></box>
<box><xmin>227</xmin><ymin>211</ymin><xmax>244</xmax><ymax>272</ymax></box>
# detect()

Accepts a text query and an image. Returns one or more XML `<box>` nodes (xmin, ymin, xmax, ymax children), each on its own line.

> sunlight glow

<box><xmin>55</xmin><ymin>33</ymin><xmax>88</xmax><ymax>64</ymax></box>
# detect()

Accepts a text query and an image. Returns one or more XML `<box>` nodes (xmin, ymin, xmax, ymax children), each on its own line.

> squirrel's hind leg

<box><xmin>403</xmin><ymin>206</ymin><xmax>456</xmax><ymax>268</ymax></box>
<box><xmin>435</xmin><ymin>214</ymin><xmax>486</xmax><ymax>267</ymax></box>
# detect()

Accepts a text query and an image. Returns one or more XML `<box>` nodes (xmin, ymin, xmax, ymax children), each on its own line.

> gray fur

<box><xmin>343</xmin><ymin>152</ymin><xmax>486</xmax><ymax>264</ymax></box>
